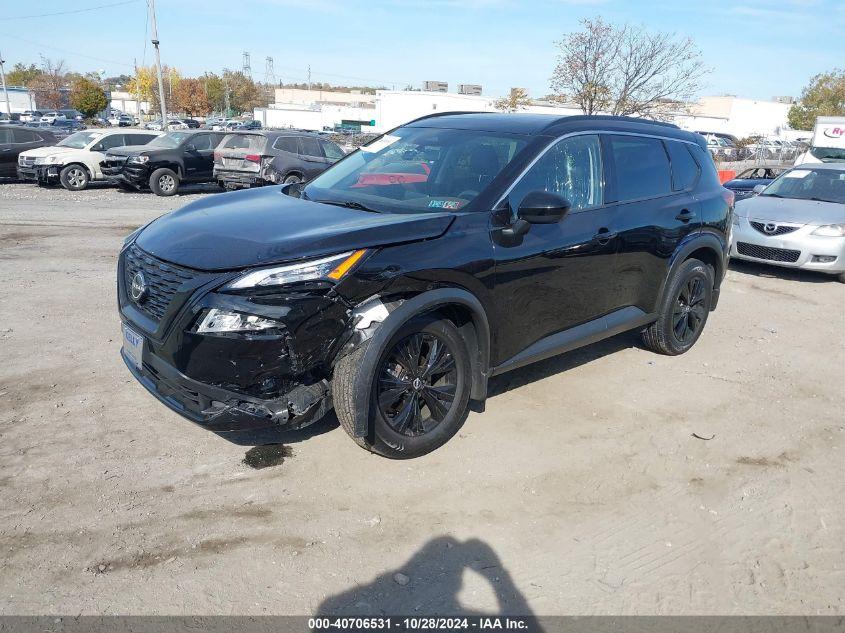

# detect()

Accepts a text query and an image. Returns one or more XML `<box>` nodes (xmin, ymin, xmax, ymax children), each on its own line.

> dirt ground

<box><xmin>1</xmin><ymin>182</ymin><xmax>843</xmax><ymax>616</ymax></box>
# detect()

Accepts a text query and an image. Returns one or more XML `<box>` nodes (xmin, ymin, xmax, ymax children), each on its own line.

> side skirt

<box><xmin>491</xmin><ymin>306</ymin><xmax>655</xmax><ymax>376</ymax></box>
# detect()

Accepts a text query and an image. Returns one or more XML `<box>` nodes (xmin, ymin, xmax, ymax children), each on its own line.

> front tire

<box><xmin>642</xmin><ymin>258</ymin><xmax>714</xmax><ymax>355</ymax></box>
<box><xmin>59</xmin><ymin>165</ymin><xmax>89</xmax><ymax>191</ymax></box>
<box><xmin>334</xmin><ymin>317</ymin><xmax>471</xmax><ymax>458</ymax></box>
<box><xmin>149</xmin><ymin>168</ymin><xmax>179</xmax><ymax>196</ymax></box>
<box><xmin>837</xmin><ymin>272</ymin><xmax>845</xmax><ymax>284</ymax></box>
<box><xmin>283</xmin><ymin>174</ymin><xmax>302</xmax><ymax>185</ymax></box>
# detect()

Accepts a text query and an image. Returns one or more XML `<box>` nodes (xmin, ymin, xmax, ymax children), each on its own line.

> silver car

<box><xmin>730</xmin><ymin>163</ymin><xmax>845</xmax><ymax>282</ymax></box>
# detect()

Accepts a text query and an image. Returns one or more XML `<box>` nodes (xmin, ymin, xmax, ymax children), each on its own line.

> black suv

<box><xmin>1</xmin><ymin>126</ymin><xmax>57</xmax><ymax>177</ymax></box>
<box><xmin>101</xmin><ymin>130</ymin><xmax>225</xmax><ymax>196</ymax></box>
<box><xmin>118</xmin><ymin>114</ymin><xmax>732</xmax><ymax>458</ymax></box>
<box><xmin>214</xmin><ymin>130</ymin><xmax>345</xmax><ymax>189</ymax></box>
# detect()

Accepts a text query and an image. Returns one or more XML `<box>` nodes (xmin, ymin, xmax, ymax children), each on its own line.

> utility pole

<box><xmin>0</xmin><ymin>50</ymin><xmax>11</xmax><ymax>118</ymax></box>
<box><xmin>242</xmin><ymin>51</ymin><xmax>251</xmax><ymax>76</ymax></box>
<box><xmin>307</xmin><ymin>65</ymin><xmax>311</xmax><ymax>92</ymax></box>
<box><xmin>148</xmin><ymin>0</ymin><xmax>168</xmax><ymax>129</ymax></box>
<box><xmin>222</xmin><ymin>68</ymin><xmax>231</xmax><ymax>117</ymax></box>
<box><xmin>133</xmin><ymin>58</ymin><xmax>142</xmax><ymax>119</ymax></box>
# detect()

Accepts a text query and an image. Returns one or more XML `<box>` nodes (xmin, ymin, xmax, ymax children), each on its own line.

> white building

<box><xmin>109</xmin><ymin>91</ymin><xmax>150</xmax><ymax>116</ymax></box>
<box><xmin>254</xmin><ymin>89</ymin><xmax>795</xmax><ymax>140</ymax></box>
<box><xmin>0</xmin><ymin>86</ymin><xmax>37</xmax><ymax>113</ymax></box>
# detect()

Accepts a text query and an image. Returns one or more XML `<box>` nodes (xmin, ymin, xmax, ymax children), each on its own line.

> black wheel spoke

<box><xmin>390</xmin><ymin>393</ymin><xmax>418</xmax><ymax>434</ymax></box>
<box><xmin>378</xmin><ymin>385</ymin><xmax>410</xmax><ymax>410</ymax></box>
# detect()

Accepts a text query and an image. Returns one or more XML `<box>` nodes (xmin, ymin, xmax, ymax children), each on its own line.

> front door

<box><xmin>491</xmin><ymin>134</ymin><xmax>619</xmax><ymax>365</ymax></box>
<box><xmin>182</xmin><ymin>133</ymin><xmax>216</xmax><ymax>180</ymax></box>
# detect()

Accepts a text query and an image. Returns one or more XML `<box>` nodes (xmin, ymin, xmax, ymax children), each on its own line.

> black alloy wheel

<box><xmin>376</xmin><ymin>332</ymin><xmax>457</xmax><ymax>437</ymax></box>
<box><xmin>672</xmin><ymin>276</ymin><xmax>707</xmax><ymax>343</ymax></box>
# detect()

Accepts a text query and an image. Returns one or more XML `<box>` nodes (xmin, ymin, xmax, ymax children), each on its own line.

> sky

<box><xmin>1</xmin><ymin>0</ymin><xmax>843</xmax><ymax>102</ymax></box>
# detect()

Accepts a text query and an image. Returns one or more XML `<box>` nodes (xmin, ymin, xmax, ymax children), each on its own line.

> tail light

<box><xmin>245</xmin><ymin>154</ymin><xmax>261</xmax><ymax>163</ymax></box>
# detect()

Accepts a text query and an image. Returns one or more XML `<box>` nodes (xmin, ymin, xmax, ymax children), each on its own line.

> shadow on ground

<box><xmin>315</xmin><ymin>536</ymin><xmax>536</xmax><ymax>617</ymax></box>
<box><xmin>729</xmin><ymin>258</ymin><xmax>839</xmax><ymax>283</ymax></box>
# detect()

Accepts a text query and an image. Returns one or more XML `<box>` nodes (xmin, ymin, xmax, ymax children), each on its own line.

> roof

<box><xmin>404</xmin><ymin>111</ymin><xmax>700</xmax><ymax>144</ymax></box>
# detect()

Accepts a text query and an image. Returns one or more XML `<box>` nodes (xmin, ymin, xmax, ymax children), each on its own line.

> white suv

<box><xmin>17</xmin><ymin>128</ymin><xmax>161</xmax><ymax>191</ymax></box>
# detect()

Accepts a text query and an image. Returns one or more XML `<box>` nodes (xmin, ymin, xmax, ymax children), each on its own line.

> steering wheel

<box><xmin>457</xmin><ymin>190</ymin><xmax>480</xmax><ymax>199</ymax></box>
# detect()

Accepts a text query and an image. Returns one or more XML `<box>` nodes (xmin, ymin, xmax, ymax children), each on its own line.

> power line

<box><xmin>0</xmin><ymin>0</ymin><xmax>139</xmax><ymax>20</ymax></box>
<box><xmin>0</xmin><ymin>31</ymin><xmax>136</xmax><ymax>68</ymax></box>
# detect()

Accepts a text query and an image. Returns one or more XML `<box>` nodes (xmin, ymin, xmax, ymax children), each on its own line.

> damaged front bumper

<box><xmin>121</xmin><ymin>344</ymin><xmax>331</xmax><ymax>434</ymax></box>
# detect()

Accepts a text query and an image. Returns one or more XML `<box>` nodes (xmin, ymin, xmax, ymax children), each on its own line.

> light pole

<box><xmin>148</xmin><ymin>0</ymin><xmax>168</xmax><ymax>130</ymax></box>
<box><xmin>0</xmin><ymin>50</ymin><xmax>11</xmax><ymax>118</ymax></box>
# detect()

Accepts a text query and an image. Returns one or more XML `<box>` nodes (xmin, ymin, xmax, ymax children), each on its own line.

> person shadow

<box><xmin>315</xmin><ymin>535</ymin><xmax>539</xmax><ymax>622</ymax></box>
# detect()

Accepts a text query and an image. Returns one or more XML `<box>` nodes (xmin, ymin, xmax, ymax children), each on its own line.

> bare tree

<box><xmin>551</xmin><ymin>18</ymin><xmax>708</xmax><ymax>120</ymax></box>
<box><xmin>29</xmin><ymin>56</ymin><xmax>67</xmax><ymax>109</ymax></box>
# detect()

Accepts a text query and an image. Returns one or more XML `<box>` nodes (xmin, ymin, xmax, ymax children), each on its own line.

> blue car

<box><xmin>724</xmin><ymin>167</ymin><xmax>784</xmax><ymax>200</ymax></box>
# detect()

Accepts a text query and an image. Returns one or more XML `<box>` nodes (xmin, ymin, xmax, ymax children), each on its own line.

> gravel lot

<box><xmin>1</xmin><ymin>182</ymin><xmax>843</xmax><ymax>616</ymax></box>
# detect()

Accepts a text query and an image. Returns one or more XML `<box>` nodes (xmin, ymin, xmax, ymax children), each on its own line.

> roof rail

<box><xmin>406</xmin><ymin>111</ymin><xmax>485</xmax><ymax>124</ymax></box>
<box><xmin>542</xmin><ymin>114</ymin><xmax>680</xmax><ymax>132</ymax></box>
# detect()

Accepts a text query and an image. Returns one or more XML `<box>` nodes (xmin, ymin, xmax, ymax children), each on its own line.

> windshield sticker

<box><xmin>784</xmin><ymin>170</ymin><xmax>811</xmax><ymax>179</ymax></box>
<box><xmin>360</xmin><ymin>135</ymin><xmax>401</xmax><ymax>153</ymax></box>
<box><xmin>428</xmin><ymin>200</ymin><xmax>463</xmax><ymax>210</ymax></box>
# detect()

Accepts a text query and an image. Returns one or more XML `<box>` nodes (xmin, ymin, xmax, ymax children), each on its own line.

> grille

<box><xmin>102</xmin><ymin>156</ymin><xmax>127</xmax><ymax>170</ymax></box>
<box><xmin>123</xmin><ymin>244</ymin><xmax>197</xmax><ymax>321</ymax></box>
<box><xmin>750</xmin><ymin>221</ymin><xmax>800</xmax><ymax>236</ymax></box>
<box><xmin>18</xmin><ymin>156</ymin><xmax>35</xmax><ymax>167</ymax></box>
<box><xmin>736</xmin><ymin>242</ymin><xmax>801</xmax><ymax>263</ymax></box>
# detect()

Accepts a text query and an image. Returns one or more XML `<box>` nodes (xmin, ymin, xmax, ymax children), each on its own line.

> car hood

<box><xmin>107</xmin><ymin>145</ymin><xmax>158</xmax><ymax>157</ymax></box>
<box><xmin>21</xmin><ymin>146</ymin><xmax>73</xmax><ymax>159</ymax></box>
<box><xmin>735</xmin><ymin>195</ymin><xmax>845</xmax><ymax>224</ymax></box>
<box><xmin>725</xmin><ymin>178</ymin><xmax>769</xmax><ymax>188</ymax></box>
<box><xmin>134</xmin><ymin>187</ymin><xmax>456</xmax><ymax>271</ymax></box>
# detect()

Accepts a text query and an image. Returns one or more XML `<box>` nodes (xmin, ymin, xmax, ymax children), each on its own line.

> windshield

<box><xmin>810</xmin><ymin>147</ymin><xmax>845</xmax><ymax>163</ymax></box>
<box><xmin>303</xmin><ymin>127</ymin><xmax>529</xmax><ymax>213</ymax></box>
<box><xmin>148</xmin><ymin>132</ymin><xmax>191</xmax><ymax>148</ymax></box>
<box><xmin>761</xmin><ymin>168</ymin><xmax>845</xmax><ymax>204</ymax></box>
<box><xmin>57</xmin><ymin>131</ymin><xmax>101</xmax><ymax>149</ymax></box>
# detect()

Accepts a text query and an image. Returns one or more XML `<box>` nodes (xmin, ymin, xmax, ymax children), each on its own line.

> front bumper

<box><xmin>102</xmin><ymin>161</ymin><xmax>151</xmax><ymax>187</ymax></box>
<box><xmin>17</xmin><ymin>164</ymin><xmax>60</xmax><ymax>184</ymax></box>
<box><xmin>730</xmin><ymin>217</ymin><xmax>845</xmax><ymax>274</ymax></box>
<box><xmin>117</xmin><ymin>243</ymin><xmax>352</xmax><ymax>435</ymax></box>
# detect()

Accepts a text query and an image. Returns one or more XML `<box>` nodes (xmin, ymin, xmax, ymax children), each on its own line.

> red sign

<box><xmin>822</xmin><ymin>127</ymin><xmax>845</xmax><ymax>138</ymax></box>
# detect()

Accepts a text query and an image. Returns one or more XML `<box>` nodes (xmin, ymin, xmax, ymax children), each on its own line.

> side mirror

<box><xmin>753</xmin><ymin>184</ymin><xmax>767</xmax><ymax>195</ymax></box>
<box><xmin>502</xmin><ymin>191</ymin><xmax>571</xmax><ymax>238</ymax></box>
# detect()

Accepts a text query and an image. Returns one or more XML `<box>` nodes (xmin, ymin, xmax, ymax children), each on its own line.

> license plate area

<box><xmin>122</xmin><ymin>323</ymin><xmax>144</xmax><ymax>370</ymax></box>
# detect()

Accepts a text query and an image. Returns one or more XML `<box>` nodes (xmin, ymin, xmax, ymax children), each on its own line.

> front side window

<box><xmin>12</xmin><ymin>128</ymin><xmax>38</xmax><ymax>143</ymax></box>
<box><xmin>299</xmin><ymin>137</ymin><xmax>322</xmax><ymax>158</ymax></box>
<box><xmin>96</xmin><ymin>134</ymin><xmax>127</xmax><ymax>151</ymax></box>
<box><xmin>273</xmin><ymin>136</ymin><xmax>298</xmax><ymax>153</ymax></box>
<box><xmin>610</xmin><ymin>135</ymin><xmax>672</xmax><ymax>201</ymax></box>
<box><xmin>304</xmin><ymin>126</ymin><xmax>529</xmax><ymax>214</ymax></box>
<box><xmin>57</xmin><ymin>131</ymin><xmax>102</xmax><ymax>149</ymax></box>
<box><xmin>320</xmin><ymin>139</ymin><xmax>344</xmax><ymax>160</ymax></box>
<box><xmin>188</xmin><ymin>134</ymin><xmax>213</xmax><ymax>151</ymax></box>
<box><xmin>148</xmin><ymin>132</ymin><xmax>191</xmax><ymax>149</ymax></box>
<box><xmin>507</xmin><ymin>134</ymin><xmax>603</xmax><ymax>212</ymax></box>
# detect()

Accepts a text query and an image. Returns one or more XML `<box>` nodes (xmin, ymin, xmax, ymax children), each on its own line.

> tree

<box><xmin>126</xmin><ymin>66</ymin><xmax>156</xmax><ymax>104</ymax></box>
<box><xmin>202</xmin><ymin>73</ymin><xmax>226</xmax><ymax>113</ymax></box>
<box><xmin>495</xmin><ymin>87</ymin><xmax>532</xmax><ymax>112</ymax></box>
<box><xmin>223</xmin><ymin>70</ymin><xmax>264</xmax><ymax>114</ymax></box>
<box><xmin>29</xmin><ymin>57</ymin><xmax>67</xmax><ymax>110</ymax></box>
<box><xmin>172</xmin><ymin>78</ymin><xmax>210</xmax><ymax>116</ymax></box>
<box><xmin>788</xmin><ymin>70</ymin><xmax>845</xmax><ymax>131</ymax></box>
<box><xmin>70</xmin><ymin>77</ymin><xmax>108</xmax><ymax>118</ymax></box>
<box><xmin>7</xmin><ymin>63</ymin><xmax>42</xmax><ymax>87</ymax></box>
<box><xmin>550</xmin><ymin>17</ymin><xmax>708</xmax><ymax>120</ymax></box>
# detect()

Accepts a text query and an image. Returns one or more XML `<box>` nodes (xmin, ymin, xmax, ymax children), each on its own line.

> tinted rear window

<box><xmin>665</xmin><ymin>141</ymin><xmax>700</xmax><ymax>191</ymax></box>
<box><xmin>687</xmin><ymin>143</ymin><xmax>721</xmax><ymax>187</ymax></box>
<box><xmin>609</xmin><ymin>135</ymin><xmax>672</xmax><ymax>201</ymax></box>
<box><xmin>299</xmin><ymin>136</ymin><xmax>322</xmax><ymax>158</ymax></box>
<box><xmin>222</xmin><ymin>134</ymin><xmax>265</xmax><ymax>151</ymax></box>
<box><xmin>12</xmin><ymin>128</ymin><xmax>39</xmax><ymax>143</ymax></box>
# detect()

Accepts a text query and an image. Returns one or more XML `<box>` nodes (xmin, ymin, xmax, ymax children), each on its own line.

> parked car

<box><xmin>723</xmin><ymin>167</ymin><xmax>784</xmax><ymax>200</ymax></box>
<box><xmin>1</xmin><ymin>125</ymin><xmax>58</xmax><ymax>178</ymax></box>
<box><xmin>101</xmin><ymin>129</ymin><xmax>225</xmax><ymax>195</ymax></box>
<box><xmin>59</xmin><ymin>109</ymin><xmax>85</xmax><ymax>122</ymax></box>
<box><xmin>213</xmin><ymin>130</ymin><xmax>344</xmax><ymax>189</ymax></box>
<box><xmin>182</xmin><ymin>118</ymin><xmax>201</xmax><ymax>129</ymax></box>
<box><xmin>19</xmin><ymin>110</ymin><xmax>44</xmax><ymax>123</ymax></box>
<box><xmin>50</xmin><ymin>119</ymin><xmax>87</xmax><ymax>140</ymax></box>
<box><xmin>731</xmin><ymin>164</ymin><xmax>845</xmax><ymax>282</ymax></box>
<box><xmin>117</xmin><ymin>113</ymin><xmax>731</xmax><ymax>457</ymax></box>
<box><xmin>17</xmin><ymin>128</ymin><xmax>161</xmax><ymax>190</ymax></box>
<box><xmin>109</xmin><ymin>114</ymin><xmax>134</xmax><ymax>127</ymax></box>
<box><xmin>40</xmin><ymin>111</ymin><xmax>67</xmax><ymax>124</ymax></box>
<box><xmin>234</xmin><ymin>119</ymin><xmax>262</xmax><ymax>130</ymax></box>
<box><xmin>144</xmin><ymin>118</ymin><xmax>189</xmax><ymax>131</ymax></box>
<box><xmin>211</xmin><ymin>119</ymin><xmax>240</xmax><ymax>131</ymax></box>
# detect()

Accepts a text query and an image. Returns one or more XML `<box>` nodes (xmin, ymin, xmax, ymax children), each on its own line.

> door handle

<box><xmin>676</xmin><ymin>208</ymin><xmax>695</xmax><ymax>222</ymax></box>
<box><xmin>594</xmin><ymin>227</ymin><xmax>617</xmax><ymax>244</ymax></box>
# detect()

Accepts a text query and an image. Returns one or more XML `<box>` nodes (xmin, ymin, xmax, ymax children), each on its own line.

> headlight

<box><xmin>811</xmin><ymin>224</ymin><xmax>845</xmax><ymax>237</ymax></box>
<box><xmin>128</xmin><ymin>155</ymin><xmax>149</xmax><ymax>164</ymax></box>
<box><xmin>225</xmin><ymin>249</ymin><xmax>367</xmax><ymax>290</ymax></box>
<box><xmin>195</xmin><ymin>308</ymin><xmax>282</xmax><ymax>334</ymax></box>
<box><xmin>35</xmin><ymin>155</ymin><xmax>61</xmax><ymax>165</ymax></box>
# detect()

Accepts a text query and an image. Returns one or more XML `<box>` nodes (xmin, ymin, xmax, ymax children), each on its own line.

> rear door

<box><xmin>605</xmin><ymin>134</ymin><xmax>702</xmax><ymax>315</ymax></box>
<box><xmin>297</xmin><ymin>136</ymin><xmax>330</xmax><ymax>180</ymax></box>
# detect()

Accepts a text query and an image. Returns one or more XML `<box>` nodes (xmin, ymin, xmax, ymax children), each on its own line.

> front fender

<box><xmin>658</xmin><ymin>231</ymin><xmax>728</xmax><ymax>310</ymax></box>
<box><xmin>347</xmin><ymin>287</ymin><xmax>491</xmax><ymax>437</ymax></box>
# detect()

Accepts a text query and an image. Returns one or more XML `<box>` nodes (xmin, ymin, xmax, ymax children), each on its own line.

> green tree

<box><xmin>495</xmin><ymin>87</ymin><xmax>532</xmax><ymax>112</ymax></box>
<box><xmin>70</xmin><ymin>78</ymin><xmax>108</xmax><ymax>118</ymax></box>
<box><xmin>173</xmin><ymin>78</ymin><xmax>210</xmax><ymax>116</ymax></box>
<box><xmin>223</xmin><ymin>70</ymin><xmax>264</xmax><ymax>114</ymax></box>
<box><xmin>202</xmin><ymin>73</ymin><xmax>226</xmax><ymax>113</ymax></box>
<box><xmin>7</xmin><ymin>63</ymin><xmax>42</xmax><ymax>87</ymax></box>
<box><xmin>788</xmin><ymin>70</ymin><xmax>845</xmax><ymax>131</ymax></box>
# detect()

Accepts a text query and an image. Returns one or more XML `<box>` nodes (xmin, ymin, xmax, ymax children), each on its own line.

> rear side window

<box><xmin>508</xmin><ymin>134</ymin><xmax>603</xmax><ymax>212</ymax></box>
<box><xmin>320</xmin><ymin>139</ymin><xmax>344</xmax><ymax>160</ymax></box>
<box><xmin>129</xmin><ymin>134</ymin><xmax>157</xmax><ymax>145</ymax></box>
<box><xmin>609</xmin><ymin>135</ymin><xmax>672</xmax><ymax>201</ymax></box>
<box><xmin>687</xmin><ymin>144</ymin><xmax>721</xmax><ymax>187</ymax></box>
<box><xmin>298</xmin><ymin>136</ymin><xmax>322</xmax><ymax>158</ymax></box>
<box><xmin>12</xmin><ymin>128</ymin><xmax>38</xmax><ymax>143</ymax></box>
<box><xmin>273</xmin><ymin>136</ymin><xmax>298</xmax><ymax>153</ymax></box>
<box><xmin>665</xmin><ymin>141</ymin><xmax>700</xmax><ymax>191</ymax></box>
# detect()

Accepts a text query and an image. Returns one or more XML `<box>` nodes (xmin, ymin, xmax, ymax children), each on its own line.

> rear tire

<box><xmin>334</xmin><ymin>316</ymin><xmax>471</xmax><ymax>458</ymax></box>
<box><xmin>283</xmin><ymin>174</ymin><xmax>302</xmax><ymax>184</ymax></box>
<box><xmin>149</xmin><ymin>168</ymin><xmax>179</xmax><ymax>196</ymax></box>
<box><xmin>642</xmin><ymin>258</ymin><xmax>714</xmax><ymax>356</ymax></box>
<box><xmin>59</xmin><ymin>164</ymin><xmax>89</xmax><ymax>191</ymax></box>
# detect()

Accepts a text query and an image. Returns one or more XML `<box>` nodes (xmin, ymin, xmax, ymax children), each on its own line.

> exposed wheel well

<box><xmin>63</xmin><ymin>162</ymin><xmax>91</xmax><ymax>176</ymax></box>
<box><xmin>685</xmin><ymin>247</ymin><xmax>721</xmax><ymax>284</ymax></box>
<box><xmin>425</xmin><ymin>303</ymin><xmax>487</xmax><ymax>401</ymax></box>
